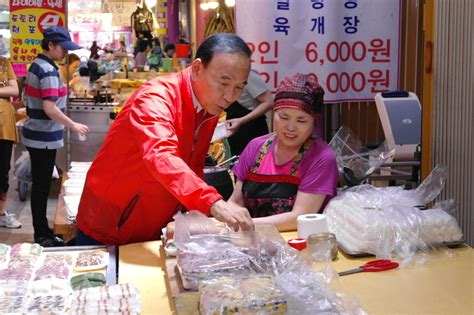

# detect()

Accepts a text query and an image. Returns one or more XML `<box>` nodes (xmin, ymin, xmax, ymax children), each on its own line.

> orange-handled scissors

<box><xmin>338</xmin><ymin>259</ymin><xmax>399</xmax><ymax>276</ymax></box>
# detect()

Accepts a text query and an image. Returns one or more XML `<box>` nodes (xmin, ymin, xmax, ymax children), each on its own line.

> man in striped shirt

<box><xmin>23</xmin><ymin>26</ymin><xmax>89</xmax><ymax>247</ymax></box>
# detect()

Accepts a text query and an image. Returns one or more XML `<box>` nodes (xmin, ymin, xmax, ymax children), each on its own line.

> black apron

<box><xmin>242</xmin><ymin>134</ymin><xmax>315</xmax><ymax>217</ymax></box>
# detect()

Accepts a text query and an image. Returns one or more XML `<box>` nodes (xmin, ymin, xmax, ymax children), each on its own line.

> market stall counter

<box><xmin>118</xmin><ymin>232</ymin><xmax>473</xmax><ymax>314</ymax></box>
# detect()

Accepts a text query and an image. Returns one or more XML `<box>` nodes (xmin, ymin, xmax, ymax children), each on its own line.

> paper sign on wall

<box><xmin>236</xmin><ymin>0</ymin><xmax>401</xmax><ymax>102</ymax></box>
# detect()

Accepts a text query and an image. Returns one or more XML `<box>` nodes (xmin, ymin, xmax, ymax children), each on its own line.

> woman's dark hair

<box><xmin>137</xmin><ymin>40</ymin><xmax>149</xmax><ymax>53</ymax></box>
<box><xmin>312</xmin><ymin>89</ymin><xmax>325</xmax><ymax>114</ymax></box>
<box><xmin>195</xmin><ymin>33</ymin><xmax>251</xmax><ymax>66</ymax></box>
<box><xmin>68</xmin><ymin>53</ymin><xmax>80</xmax><ymax>63</ymax></box>
<box><xmin>163</xmin><ymin>43</ymin><xmax>175</xmax><ymax>52</ymax></box>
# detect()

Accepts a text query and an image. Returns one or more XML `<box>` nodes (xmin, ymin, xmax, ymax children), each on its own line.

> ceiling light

<box><xmin>207</xmin><ymin>1</ymin><xmax>219</xmax><ymax>9</ymax></box>
<box><xmin>225</xmin><ymin>0</ymin><xmax>235</xmax><ymax>7</ymax></box>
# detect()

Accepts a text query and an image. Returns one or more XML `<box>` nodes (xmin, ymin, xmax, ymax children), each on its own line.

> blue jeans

<box><xmin>76</xmin><ymin>227</ymin><xmax>103</xmax><ymax>245</ymax></box>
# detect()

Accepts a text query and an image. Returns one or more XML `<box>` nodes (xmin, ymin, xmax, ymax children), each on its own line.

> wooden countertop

<box><xmin>119</xmin><ymin>232</ymin><xmax>473</xmax><ymax>314</ymax></box>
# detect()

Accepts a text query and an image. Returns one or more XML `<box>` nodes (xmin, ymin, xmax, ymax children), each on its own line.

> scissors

<box><xmin>338</xmin><ymin>259</ymin><xmax>399</xmax><ymax>276</ymax></box>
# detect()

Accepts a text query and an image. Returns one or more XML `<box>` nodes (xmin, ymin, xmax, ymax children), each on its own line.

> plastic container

<box><xmin>161</xmin><ymin>58</ymin><xmax>172</xmax><ymax>71</ymax></box>
<box><xmin>307</xmin><ymin>233</ymin><xmax>338</xmax><ymax>261</ymax></box>
<box><xmin>176</xmin><ymin>43</ymin><xmax>190</xmax><ymax>58</ymax></box>
<box><xmin>287</xmin><ymin>238</ymin><xmax>307</xmax><ymax>251</ymax></box>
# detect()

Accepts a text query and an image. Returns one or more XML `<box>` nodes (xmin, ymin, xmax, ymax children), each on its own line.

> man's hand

<box><xmin>225</xmin><ymin>118</ymin><xmax>244</xmax><ymax>137</ymax></box>
<box><xmin>210</xmin><ymin>199</ymin><xmax>254</xmax><ymax>232</ymax></box>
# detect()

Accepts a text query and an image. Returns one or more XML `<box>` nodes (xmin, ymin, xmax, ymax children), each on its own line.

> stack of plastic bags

<box><xmin>324</xmin><ymin>165</ymin><xmax>463</xmax><ymax>262</ymax></box>
<box><xmin>63</xmin><ymin>162</ymin><xmax>91</xmax><ymax>221</ymax></box>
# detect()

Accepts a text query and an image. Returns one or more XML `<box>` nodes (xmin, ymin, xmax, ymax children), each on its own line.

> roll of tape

<box><xmin>297</xmin><ymin>214</ymin><xmax>329</xmax><ymax>239</ymax></box>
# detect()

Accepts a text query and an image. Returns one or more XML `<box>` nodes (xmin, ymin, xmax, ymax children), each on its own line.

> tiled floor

<box><xmin>0</xmin><ymin>165</ymin><xmax>57</xmax><ymax>245</ymax></box>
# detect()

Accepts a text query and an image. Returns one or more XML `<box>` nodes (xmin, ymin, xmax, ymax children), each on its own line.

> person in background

<box><xmin>87</xmin><ymin>53</ymin><xmax>101</xmax><ymax>83</ymax></box>
<box><xmin>134</xmin><ymin>40</ymin><xmax>149</xmax><ymax>67</ymax></box>
<box><xmin>228</xmin><ymin>73</ymin><xmax>338</xmax><ymax>231</ymax></box>
<box><xmin>163</xmin><ymin>43</ymin><xmax>176</xmax><ymax>58</ymax></box>
<box><xmin>22</xmin><ymin>26</ymin><xmax>89</xmax><ymax>247</ymax></box>
<box><xmin>59</xmin><ymin>53</ymin><xmax>81</xmax><ymax>88</ymax></box>
<box><xmin>118</xmin><ymin>40</ymin><xmax>127</xmax><ymax>53</ymax></box>
<box><xmin>76</xmin><ymin>33</ymin><xmax>254</xmax><ymax>246</ymax></box>
<box><xmin>0</xmin><ymin>56</ymin><xmax>22</xmax><ymax>229</ymax></box>
<box><xmin>225</xmin><ymin>69</ymin><xmax>274</xmax><ymax>156</ymax></box>
<box><xmin>151</xmin><ymin>37</ymin><xmax>162</xmax><ymax>57</ymax></box>
<box><xmin>148</xmin><ymin>37</ymin><xmax>162</xmax><ymax>70</ymax></box>
<box><xmin>102</xmin><ymin>43</ymin><xmax>113</xmax><ymax>54</ymax></box>
<box><xmin>89</xmin><ymin>41</ymin><xmax>99</xmax><ymax>59</ymax></box>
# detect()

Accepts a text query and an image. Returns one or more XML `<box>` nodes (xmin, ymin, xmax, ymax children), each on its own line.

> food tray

<box><xmin>43</xmin><ymin>245</ymin><xmax>117</xmax><ymax>285</ymax></box>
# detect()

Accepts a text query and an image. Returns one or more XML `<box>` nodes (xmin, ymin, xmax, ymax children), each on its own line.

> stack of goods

<box><xmin>63</xmin><ymin>162</ymin><xmax>91</xmax><ymax>221</ymax></box>
<box><xmin>25</xmin><ymin>295</ymin><xmax>69</xmax><ymax>314</ymax></box>
<box><xmin>199</xmin><ymin>276</ymin><xmax>287</xmax><ymax>314</ymax></box>
<box><xmin>0</xmin><ymin>243</ymin><xmax>43</xmax><ymax>313</ymax></box>
<box><xmin>324</xmin><ymin>166</ymin><xmax>463</xmax><ymax>260</ymax></box>
<box><xmin>31</xmin><ymin>253</ymin><xmax>74</xmax><ymax>295</ymax></box>
<box><xmin>69</xmin><ymin>283</ymin><xmax>141</xmax><ymax>314</ymax></box>
<box><xmin>174</xmin><ymin>212</ymin><xmax>365</xmax><ymax>314</ymax></box>
<box><xmin>0</xmin><ymin>244</ymin><xmax>137</xmax><ymax>314</ymax></box>
<box><xmin>177</xmin><ymin>235</ymin><xmax>256</xmax><ymax>290</ymax></box>
<box><xmin>0</xmin><ymin>243</ymin><xmax>42</xmax><ymax>281</ymax></box>
<box><xmin>175</xmin><ymin>212</ymin><xmax>288</xmax><ymax>290</ymax></box>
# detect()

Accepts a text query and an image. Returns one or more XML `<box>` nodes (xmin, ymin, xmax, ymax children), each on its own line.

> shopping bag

<box><xmin>14</xmin><ymin>151</ymin><xmax>31</xmax><ymax>181</ymax></box>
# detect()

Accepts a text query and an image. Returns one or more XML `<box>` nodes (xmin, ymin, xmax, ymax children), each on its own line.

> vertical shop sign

<box><xmin>9</xmin><ymin>0</ymin><xmax>66</xmax><ymax>64</ymax></box>
<box><xmin>235</xmin><ymin>0</ymin><xmax>401</xmax><ymax>102</ymax></box>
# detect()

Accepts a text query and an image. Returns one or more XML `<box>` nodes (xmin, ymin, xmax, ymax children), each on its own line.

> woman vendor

<box><xmin>227</xmin><ymin>73</ymin><xmax>338</xmax><ymax>231</ymax></box>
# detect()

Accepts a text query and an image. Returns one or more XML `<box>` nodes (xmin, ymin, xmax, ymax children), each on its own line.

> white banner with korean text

<box><xmin>235</xmin><ymin>0</ymin><xmax>401</xmax><ymax>102</ymax></box>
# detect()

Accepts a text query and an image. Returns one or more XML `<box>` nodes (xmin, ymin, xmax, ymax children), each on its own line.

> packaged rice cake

<box><xmin>74</xmin><ymin>250</ymin><xmax>108</xmax><ymax>271</ymax></box>
<box><xmin>0</xmin><ymin>296</ymin><xmax>28</xmax><ymax>313</ymax></box>
<box><xmin>10</xmin><ymin>243</ymin><xmax>43</xmax><ymax>256</ymax></box>
<box><xmin>199</xmin><ymin>276</ymin><xmax>287</xmax><ymax>315</ymax></box>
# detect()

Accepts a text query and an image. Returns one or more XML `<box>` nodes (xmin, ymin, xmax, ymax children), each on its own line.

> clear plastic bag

<box><xmin>324</xmin><ymin>165</ymin><xmax>463</xmax><ymax>263</ymax></box>
<box><xmin>14</xmin><ymin>151</ymin><xmax>60</xmax><ymax>182</ymax></box>
<box><xmin>174</xmin><ymin>212</ymin><xmax>292</xmax><ymax>290</ymax></box>
<box><xmin>199</xmin><ymin>276</ymin><xmax>288</xmax><ymax>314</ymax></box>
<box><xmin>14</xmin><ymin>151</ymin><xmax>31</xmax><ymax>182</ymax></box>
<box><xmin>174</xmin><ymin>212</ymin><xmax>365</xmax><ymax>314</ymax></box>
<box><xmin>329</xmin><ymin>126</ymin><xmax>394</xmax><ymax>186</ymax></box>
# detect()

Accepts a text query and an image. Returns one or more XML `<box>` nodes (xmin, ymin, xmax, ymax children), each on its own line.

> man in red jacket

<box><xmin>76</xmin><ymin>34</ymin><xmax>254</xmax><ymax>245</ymax></box>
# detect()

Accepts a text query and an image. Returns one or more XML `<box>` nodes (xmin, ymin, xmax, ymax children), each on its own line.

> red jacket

<box><xmin>77</xmin><ymin>68</ymin><xmax>222</xmax><ymax>245</ymax></box>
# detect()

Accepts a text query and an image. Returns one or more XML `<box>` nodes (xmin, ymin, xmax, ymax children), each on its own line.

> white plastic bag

<box><xmin>14</xmin><ymin>151</ymin><xmax>31</xmax><ymax>181</ymax></box>
<box><xmin>14</xmin><ymin>151</ymin><xmax>60</xmax><ymax>181</ymax></box>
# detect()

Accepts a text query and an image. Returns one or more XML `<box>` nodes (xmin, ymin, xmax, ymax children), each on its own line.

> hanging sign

<box><xmin>236</xmin><ymin>0</ymin><xmax>401</xmax><ymax>102</ymax></box>
<box><xmin>10</xmin><ymin>0</ymin><xmax>67</xmax><ymax>63</ymax></box>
